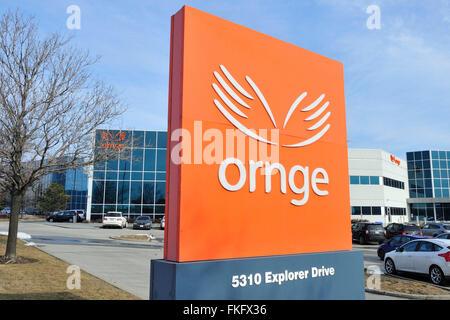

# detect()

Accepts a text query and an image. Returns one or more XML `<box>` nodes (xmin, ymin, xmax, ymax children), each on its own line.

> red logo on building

<box><xmin>390</xmin><ymin>155</ymin><xmax>400</xmax><ymax>166</ymax></box>
<box><xmin>101</xmin><ymin>131</ymin><xmax>127</xmax><ymax>151</ymax></box>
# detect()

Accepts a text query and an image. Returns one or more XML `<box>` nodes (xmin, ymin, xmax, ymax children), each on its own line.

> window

<box><xmin>156</xmin><ymin>149</ymin><xmax>167</xmax><ymax>171</ymax></box>
<box><xmin>372</xmin><ymin>207</ymin><xmax>381</xmax><ymax>215</ymax></box>
<box><xmin>390</xmin><ymin>236</ymin><xmax>402</xmax><ymax>244</ymax></box>
<box><xmin>362</xmin><ymin>206</ymin><xmax>371</xmax><ymax>215</ymax></box>
<box><xmin>350</xmin><ymin>176</ymin><xmax>359</xmax><ymax>184</ymax></box>
<box><xmin>417</xmin><ymin>241</ymin><xmax>434</xmax><ymax>252</ymax></box>
<box><xmin>360</xmin><ymin>176</ymin><xmax>369</xmax><ymax>185</ymax></box>
<box><xmin>370</xmin><ymin>176</ymin><xmax>379</xmax><ymax>185</ymax></box>
<box><xmin>157</xmin><ymin>132</ymin><xmax>167</xmax><ymax>148</ymax></box>
<box><xmin>433</xmin><ymin>244</ymin><xmax>443</xmax><ymax>251</ymax></box>
<box><xmin>402</xmin><ymin>242</ymin><xmax>418</xmax><ymax>252</ymax></box>
<box><xmin>383</xmin><ymin>177</ymin><xmax>405</xmax><ymax>190</ymax></box>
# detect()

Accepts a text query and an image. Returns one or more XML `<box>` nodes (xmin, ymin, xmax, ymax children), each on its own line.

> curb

<box><xmin>365</xmin><ymin>288</ymin><xmax>450</xmax><ymax>300</ymax></box>
<box><xmin>385</xmin><ymin>273</ymin><xmax>450</xmax><ymax>292</ymax></box>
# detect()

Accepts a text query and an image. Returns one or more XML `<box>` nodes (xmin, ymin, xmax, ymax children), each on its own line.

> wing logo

<box><xmin>101</xmin><ymin>131</ymin><xmax>127</xmax><ymax>142</ymax></box>
<box><xmin>212</xmin><ymin>65</ymin><xmax>331</xmax><ymax>147</ymax></box>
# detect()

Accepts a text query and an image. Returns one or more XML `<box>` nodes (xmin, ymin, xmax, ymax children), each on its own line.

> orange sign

<box><xmin>165</xmin><ymin>6</ymin><xmax>351</xmax><ymax>262</ymax></box>
<box><xmin>390</xmin><ymin>154</ymin><xmax>401</xmax><ymax>166</ymax></box>
<box><xmin>101</xmin><ymin>131</ymin><xmax>127</xmax><ymax>151</ymax></box>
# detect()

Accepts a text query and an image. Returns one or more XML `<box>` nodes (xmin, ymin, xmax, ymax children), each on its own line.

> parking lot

<box><xmin>2</xmin><ymin>219</ymin><xmax>446</xmax><ymax>300</ymax></box>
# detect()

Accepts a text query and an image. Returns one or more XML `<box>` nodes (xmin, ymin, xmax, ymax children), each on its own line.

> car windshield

<box><xmin>105</xmin><ymin>212</ymin><xmax>121</xmax><ymax>217</ymax></box>
<box><xmin>405</xmin><ymin>225</ymin><xmax>420</xmax><ymax>231</ymax></box>
<box><xmin>367</xmin><ymin>224</ymin><xmax>383</xmax><ymax>231</ymax></box>
<box><xmin>136</xmin><ymin>216</ymin><xmax>150</xmax><ymax>221</ymax></box>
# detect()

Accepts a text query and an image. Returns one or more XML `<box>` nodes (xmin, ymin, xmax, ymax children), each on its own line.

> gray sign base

<box><xmin>150</xmin><ymin>250</ymin><xmax>365</xmax><ymax>300</ymax></box>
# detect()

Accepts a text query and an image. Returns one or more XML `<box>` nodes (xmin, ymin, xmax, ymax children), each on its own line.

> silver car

<box><xmin>421</xmin><ymin>223</ymin><xmax>450</xmax><ymax>237</ymax></box>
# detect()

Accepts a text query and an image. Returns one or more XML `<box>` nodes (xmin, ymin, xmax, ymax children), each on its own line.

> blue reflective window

<box><xmin>143</xmin><ymin>205</ymin><xmax>154</xmax><ymax>214</ymax></box>
<box><xmin>415</xmin><ymin>161</ymin><xmax>423</xmax><ymax>169</ymax></box>
<box><xmin>106</xmin><ymin>171</ymin><xmax>117</xmax><ymax>180</ymax></box>
<box><xmin>129</xmin><ymin>205</ymin><xmax>142</xmax><ymax>214</ymax></box>
<box><xmin>91</xmin><ymin>205</ymin><xmax>103</xmax><ymax>213</ymax></box>
<box><xmin>433</xmin><ymin>170</ymin><xmax>441</xmax><ymax>178</ymax></box>
<box><xmin>133</xmin><ymin>131</ymin><xmax>145</xmax><ymax>148</ymax></box>
<box><xmin>144</xmin><ymin>149</ymin><xmax>156</xmax><ymax>171</ymax></box>
<box><xmin>119</xmin><ymin>148</ymin><xmax>131</xmax><ymax>171</ymax></box>
<box><xmin>130</xmin><ymin>182</ymin><xmax>142</xmax><ymax>204</ymax></box>
<box><xmin>117</xmin><ymin>181</ymin><xmax>129</xmax><ymax>204</ymax></box>
<box><xmin>350</xmin><ymin>176</ymin><xmax>359</xmax><ymax>184</ymax></box>
<box><xmin>156</xmin><ymin>173</ymin><xmax>166</xmax><ymax>181</ymax></box>
<box><xmin>408</xmin><ymin>171</ymin><xmax>415</xmax><ymax>179</ymax></box>
<box><xmin>435</xmin><ymin>189</ymin><xmax>442</xmax><ymax>197</ymax></box>
<box><xmin>155</xmin><ymin>205</ymin><xmax>165</xmax><ymax>214</ymax></box>
<box><xmin>118</xmin><ymin>171</ymin><xmax>130</xmax><ymax>180</ymax></box>
<box><xmin>442</xmin><ymin>170</ymin><xmax>448</xmax><ymax>179</ymax></box>
<box><xmin>434</xmin><ymin>179</ymin><xmax>441</xmax><ymax>188</ymax></box>
<box><xmin>407</xmin><ymin>161</ymin><xmax>414</xmax><ymax>170</ymax></box>
<box><xmin>432</xmin><ymin>151</ymin><xmax>439</xmax><ymax>159</ymax></box>
<box><xmin>410</xmin><ymin>190</ymin><xmax>416</xmax><ymax>198</ymax></box>
<box><xmin>157</xmin><ymin>132</ymin><xmax>167</xmax><ymax>148</ymax></box>
<box><xmin>93</xmin><ymin>171</ymin><xmax>104</xmax><ymax>180</ymax></box>
<box><xmin>132</xmin><ymin>149</ymin><xmax>144</xmax><ymax>171</ymax></box>
<box><xmin>440</xmin><ymin>161</ymin><xmax>447</xmax><ymax>169</ymax></box>
<box><xmin>107</xmin><ymin>157</ymin><xmax>118</xmax><ymax>171</ymax></box>
<box><xmin>425</xmin><ymin>189</ymin><xmax>433</xmax><ymax>198</ymax></box>
<box><xmin>432</xmin><ymin>160</ymin><xmax>439</xmax><ymax>168</ymax></box>
<box><xmin>406</xmin><ymin>152</ymin><xmax>414</xmax><ymax>161</ymax></box>
<box><xmin>145</xmin><ymin>131</ymin><xmax>157</xmax><ymax>148</ymax></box>
<box><xmin>414</xmin><ymin>152</ymin><xmax>422</xmax><ymax>160</ymax></box>
<box><xmin>144</xmin><ymin>172</ymin><xmax>155</xmax><ymax>180</ymax></box>
<box><xmin>424</xmin><ymin>170</ymin><xmax>432</xmax><ymax>178</ymax></box>
<box><xmin>416</xmin><ymin>170</ymin><xmax>423</xmax><ymax>179</ymax></box>
<box><xmin>370</xmin><ymin>176</ymin><xmax>379</xmax><ymax>185</ymax></box>
<box><xmin>423</xmin><ymin>160</ymin><xmax>431</xmax><ymax>169</ymax></box>
<box><xmin>131</xmin><ymin>172</ymin><xmax>143</xmax><ymax>180</ymax></box>
<box><xmin>92</xmin><ymin>181</ymin><xmax>104</xmax><ymax>204</ymax></box>
<box><xmin>156</xmin><ymin>149</ymin><xmax>167</xmax><ymax>171</ymax></box>
<box><xmin>360</xmin><ymin>176</ymin><xmax>369</xmax><ymax>185</ymax></box>
<box><xmin>443</xmin><ymin>189</ymin><xmax>449</xmax><ymax>198</ymax></box>
<box><xmin>143</xmin><ymin>182</ymin><xmax>155</xmax><ymax>204</ymax></box>
<box><xmin>422</xmin><ymin>151</ymin><xmax>430</xmax><ymax>160</ymax></box>
<box><xmin>416</xmin><ymin>179</ymin><xmax>424</xmax><ymax>188</ymax></box>
<box><xmin>155</xmin><ymin>182</ymin><xmax>166</xmax><ymax>204</ymax></box>
<box><xmin>425</xmin><ymin>179</ymin><xmax>432</xmax><ymax>188</ymax></box>
<box><xmin>104</xmin><ymin>181</ymin><xmax>117</xmax><ymax>204</ymax></box>
<box><xmin>117</xmin><ymin>205</ymin><xmax>129</xmax><ymax>214</ymax></box>
<box><xmin>439</xmin><ymin>151</ymin><xmax>446</xmax><ymax>159</ymax></box>
<box><xmin>442</xmin><ymin>180</ymin><xmax>449</xmax><ymax>188</ymax></box>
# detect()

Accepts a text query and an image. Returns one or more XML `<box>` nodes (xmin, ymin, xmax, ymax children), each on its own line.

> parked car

<box><xmin>103</xmin><ymin>211</ymin><xmax>127</xmax><ymax>229</ymax></box>
<box><xmin>421</xmin><ymin>223</ymin><xmax>450</xmax><ymax>237</ymax></box>
<box><xmin>377</xmin><ymin>235</ymin><xmax>425</xmax><ymax>260</ymax></box>
<box><xmin>46</xmin><ymin>210</ymin><xmax>81</xmax><ymax>222</ymax></box>
<box><xmin>352</xmin><ymin>222</ymin><xmax>386</xmax><ymax>245</ymax></box>
<box><xmin>133</xmin><ymin>216</ymin><xmax>152</xmax><ymax>230</ymax></box>
<box><xmin>385</xmin><ymin>223</ymin><xmax>422</xmax><ymax>239</ymax></box>
<box><xmin>0</xmin><ymin>207</ymin><xmax>11</xmax><ymax>215</ymax></box>
<box><xmin>436</xmin><ymin>233</ymin><xmax>450</xmax><ymax>240</ymax></box>
<box><xmin>384</xmin><ymin>238</ymin><xmax>450</xmax><ymax>285</ymax></box>
<box><xmin>160</xmin><ymin>216</ymin><xmax>165</xmax><ymax>230</ymax></box>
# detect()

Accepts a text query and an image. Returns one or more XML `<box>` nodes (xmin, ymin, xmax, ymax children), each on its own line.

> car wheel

<box><xmin>69</xmin><ymin>218</ymin><xmax>73</xmax><ymax>223</ymax></box>
<box><xmin>49</xmin><ymin>218</ymin><xmax>53</xmax><ymax>222</ymax></box>
<box><xmin>385</xmin><ymin>258</ymin><xmax>396</xmax><ymax>275</ymax></box>
<box><xmin>359</xmin><ymin>236</ymin><xmax>366</xmax><ymax>245</ymax></box>
<box><xmin>430</xmin><ymin>265</ymin><xmax>445</xmax><ymax>285</ymax></box>
<box><xmin>378</xmin><ymin>249</ymin><xmax>385</xmax><ymax>261</ymax></box>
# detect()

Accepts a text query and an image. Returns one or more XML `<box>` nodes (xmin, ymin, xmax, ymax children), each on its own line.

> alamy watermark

<box><xmin>66</xmin><ymin>5</ymin><xmax>81</xmax><ymax>30</ymax></box>
<box><xmin>66</xmin><ymin>265</ymin><xmax>81</xmax><ymax>290</ymax></box>
<box><xmin>366</xmin><ymin>5</ymin><xmax>381</xmax><ymax>30</ymax></box>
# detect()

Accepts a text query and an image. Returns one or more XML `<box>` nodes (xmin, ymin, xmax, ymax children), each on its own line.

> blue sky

<box><xmin>1</xmin><ymin>0</ymin><xmax>449</xmax><ymax>158</ymax></box>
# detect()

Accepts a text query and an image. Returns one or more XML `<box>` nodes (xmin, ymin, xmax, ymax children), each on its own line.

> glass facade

<box><xmin>41</xmin><ymin>168</ymin><xmax>88</xmax><ymax>210</ymax></box>
<box><xmin>407</xmin><ymin>150</ymin><xmax>450</xmax><ymax>221</ymax></box>
<box><xmin>89</xmin><ymin>129</ymin><xmax>167</xmax><ymax>220</ymax></box>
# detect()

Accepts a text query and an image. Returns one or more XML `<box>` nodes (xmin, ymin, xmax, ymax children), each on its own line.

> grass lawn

<box><xmin>0</xmin><ymin>236</ymin><xmax>140</xmax><ymax>300</ymax></box>
<box><xmin>111</xmin><ymin>235</ymin><xmax>151</xmax><ymax>242</ymax></box>
<box><xmin>365</xmin><ymin>271</ymin><xmax>450</xmax><ymax>296</ymax></box>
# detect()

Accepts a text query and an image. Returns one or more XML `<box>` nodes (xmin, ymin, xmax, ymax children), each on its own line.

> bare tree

<box><xmin>0</xmin><ymin>10</ymin><xmax>125</xmax><ymax>260</ymax></box>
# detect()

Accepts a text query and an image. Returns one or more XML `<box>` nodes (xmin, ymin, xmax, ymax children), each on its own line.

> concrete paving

<box><xmin>0</xmin><ymin>220</ymin><xmax>406</xmax><ymax>300</ymax></box>
<box><xmin>0</xmin><ymin>220</ymin><xmax>164</xmax><ymax>300</ymax></box>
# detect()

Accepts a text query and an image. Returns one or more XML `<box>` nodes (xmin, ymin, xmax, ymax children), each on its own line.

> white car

<box><xmin>102</xmin><ymin>212</ymin><xmax>127</xmax><ymax>229</ymax></box>
<box><xmin>384</xmin><ymin>238</ymin><xmax>450</xmax><ymax>285</ymax></box>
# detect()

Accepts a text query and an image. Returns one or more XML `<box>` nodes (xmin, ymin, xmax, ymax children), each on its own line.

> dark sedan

<box><xmin>46</xmin><ymin>211</ymin><xmax>81</xmax><ymax>223</ymax></box>
<box><xmin>133</xmin><ymin>216</ymin><xmax>152</xmax><ymax>230</ymax></box>
<box><xmin>377</xmin><ymin>234</ymin><xmax>424</xmax><ymax>260</ymax></box>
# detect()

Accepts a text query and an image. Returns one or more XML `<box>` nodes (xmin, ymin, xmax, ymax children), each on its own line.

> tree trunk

<box><xmin>4</xmin><ymin>191</ymin><xmax>24</xmax><ymax>259</ymax></box>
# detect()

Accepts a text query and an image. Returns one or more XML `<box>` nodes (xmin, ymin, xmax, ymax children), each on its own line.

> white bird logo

<box><xmin>212</xmin><ymin>65</ymin><xmax>331</xmax><ymax>147</ymax></box>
